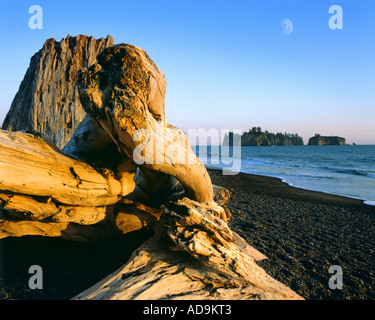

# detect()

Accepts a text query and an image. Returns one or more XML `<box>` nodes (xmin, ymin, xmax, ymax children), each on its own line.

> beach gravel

<box><xmin>208</xmin><ymin>168</ymin><xmax>375</xmax><ymax>300</ymax></box>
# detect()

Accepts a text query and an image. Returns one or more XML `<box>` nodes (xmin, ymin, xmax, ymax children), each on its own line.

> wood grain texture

<box><xmin>77</xmin><ymin>44</ymin><xmax>214</xmax><ymax>203</ymax></box>
<box><xmin>74</xmin><ymin>198</ymin><xmax>302</xmax><ymax>300</ymax></box>
<box><xmin>0</xmin><ymin>130</ymin><xmax>133</xmax><ymax>207</ymax></box>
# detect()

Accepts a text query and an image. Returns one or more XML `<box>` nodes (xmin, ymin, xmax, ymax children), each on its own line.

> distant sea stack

<box><xmin>223</xmin><ymin>127</ymin><xmax>304</xmax><ymax>146</ymax></box>
<box><xmin>307</xmin><ymin>134</ymin><xmax>347</xmax><ymax>146</ymax></box>
<box><xmin>2</xmin><ymin>34</ymin><xmax>114</xmax><ymax>148</ymax></box>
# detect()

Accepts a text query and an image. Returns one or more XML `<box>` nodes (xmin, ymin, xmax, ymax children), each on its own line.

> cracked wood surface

<box><xmin>77</xmin><ymin>44</ymin><xmax>214</xmax><ymax>203</ymax></box>
<box><xmin>0</xmin><ymin>130</ymin><xmax>134</xmax><ymax>208</ymax></box>
<box><xmin>74</xmin><ymin>198</ymin><xmax>303</xmax><ymax>300</ymax></box>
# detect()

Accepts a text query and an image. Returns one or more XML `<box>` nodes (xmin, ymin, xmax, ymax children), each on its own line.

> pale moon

<box><xmin>281</xmin><ymin>18</ymin><xmax>293</xmax><ymax>35</ymax></box>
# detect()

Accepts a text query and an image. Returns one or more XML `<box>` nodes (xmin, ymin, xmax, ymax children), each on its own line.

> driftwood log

<box><xmin>74</xmin><ymin>198</ymin><xmax>301</xmax><ymax>300</ymax></box>
<box><xmin>0</xmin><ymin>130</ymin><xmax>132</xmax><ymax>208</ymax></box>
<box><xmin>0</xmin><ymin>42</ymin><xmax>303</xmax><ymax>299</ymax></box>
<box><xmin>0</xmin><ymin>44</ymin><xmax>214</xmax><ymax>238</ymax></box>
<box><xmin>77</xmin><ymin>44</ymin><xmax>213</xmax><ymax>203</ymax></box>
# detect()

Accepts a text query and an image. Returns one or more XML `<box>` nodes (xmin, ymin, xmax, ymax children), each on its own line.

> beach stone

<box><xmin>213</xmin><ymin>185</ymin><xmax>231</xmax><ymax>205</ymax></box>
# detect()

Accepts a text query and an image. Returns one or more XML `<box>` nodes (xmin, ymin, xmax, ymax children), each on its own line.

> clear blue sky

<box><xmin>0</xmin><ymin>0</ymin><xmax>374</xmax><ymax>144</ymax></box>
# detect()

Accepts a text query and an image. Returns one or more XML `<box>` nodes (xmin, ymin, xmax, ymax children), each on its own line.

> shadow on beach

<box><xmin>0</xmin><ymin>229</ymin><xmax>153</xmax><ymax>300</ymax></box>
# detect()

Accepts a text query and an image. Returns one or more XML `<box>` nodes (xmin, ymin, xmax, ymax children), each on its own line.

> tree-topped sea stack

<box><xmin>308</xmin><ymin>134</ymin><xmax>347</xmax><ymax>146</ymax></box>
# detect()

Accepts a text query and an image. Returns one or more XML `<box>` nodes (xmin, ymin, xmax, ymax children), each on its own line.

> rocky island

<box><xmin>308</xmin><ymin>134</ymin><xmax>347</xmax><ymax>146</ymax></box>
<box><xmin>223</xmin><ymin>127</ymin><xmax>304</xmax><ymax>146</ymax></box>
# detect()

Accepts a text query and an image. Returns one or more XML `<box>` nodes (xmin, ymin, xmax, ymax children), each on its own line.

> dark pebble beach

<box><xmin>208</xmin><ymin>168</ymin><xmax>375</xmax><ymax>300</ymax></box>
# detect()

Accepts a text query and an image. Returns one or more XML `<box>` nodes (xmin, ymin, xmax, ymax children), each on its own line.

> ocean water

<box><xmin>195</xmin><ymin>145</ymin><xmax>375</xmax><ymax>206</ymax></box>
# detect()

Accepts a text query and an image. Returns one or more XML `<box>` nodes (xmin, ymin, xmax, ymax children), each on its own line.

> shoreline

<box><xmin>202</xmin><ymin>143</ymin><xmax>375</xmax><ymax>207</ymax></box>
<box><xmin>208</xmin><ymin>168</ymin><xmax>375</xmax><ymax>300</ymax></box>
<box><xmin>207</xmin><ymin>167</ymin><xmax>369</xmax><ymax>208</ymax></box>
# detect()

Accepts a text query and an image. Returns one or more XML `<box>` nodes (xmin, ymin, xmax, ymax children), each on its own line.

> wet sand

<box><xmin>208</xmin><ymin>168</ymin><xmax>375</xmax><ymax>300</ymax></box>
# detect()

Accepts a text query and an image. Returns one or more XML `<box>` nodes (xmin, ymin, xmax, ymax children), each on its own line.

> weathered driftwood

<box><xmin>0</xmin><ymin>129</ymin><xmax>137</xmax><ymax>239</ymax></box>
<box><xmin>0</xmin><ymin>40</ymin><xmax>303</xmax><ymax>300</ymax></box>
<box><xmin>0</xmin><ymin>182</ymin><xmax>228</xmax><ymax>242</ymax></box>
<box><xmin>0</xmin><ymin>129</ymin><xmax>226</xmax><ymax>240</ymax></box>
<box><xmin>63</xmin><ymin>115</ymin><xmax>184</xmax><ymax>203</ymax></box>
<box><xmin>0</xmin><ymin>130</ymin><xmax>135</xmax><ymax>208</ymax></box>
<box><xmin>0</xmin><ymin>200</ymin><xmax>162</xmax><ymax>242</ymax></box>
<box><xmin>0</xmin><ymin>126</ymin><xmax>228</xmax><ymax>240</ymax></box>
<box><xmin>77</xmin><ymin>44</ymin><xmax>214</xmax><ymax>203</ymax></box>
<box><xmin>0</xmin><ymin>192</ymin><xmax>107</xmax><ymax>224</ymax></box>
<box><xmin>74</xmin><ymin>198</ymin><xmax>302</xmax><ymax>300</ymax></box>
